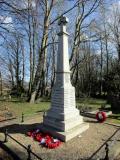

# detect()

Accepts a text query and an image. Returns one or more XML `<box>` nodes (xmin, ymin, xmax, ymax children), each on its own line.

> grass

<box><xmin>76</xmin><ymin>98</ymin><xmax>108</xmax><ymax>110</ymax></box>
<box><xmin>76</xmin><ymin>98</ymin><xmax>106</xmax><ymax>104</ymax></box>
<box><xmin>107</xmin><ymin>113</ymin><xmax>120</xmax><ymax>124</ymax></box>
<box><xmin>107</xmin><ymin>118</ymin><xmax>120</xmax><ymax>124</ymax></box>
<box><xmin>0</xmin><ymin>101</ymin><xmax>50</xmax><ymax>118</ymax></box>
<box><xmin>0</xmin><ymin>97</ymin><xmax>120</xmax><ymax>124</ymax></box>
<box><xmin>0</xmin><ymin>97</ymin><xmax>107</xmax><ymax>117</ymax></box>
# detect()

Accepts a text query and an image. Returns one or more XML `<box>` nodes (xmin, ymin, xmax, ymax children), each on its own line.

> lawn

<box><xmin>76</xmin><ymin>98</ymin><xmax>108</xmax><ymax>110</ymax></box>
<box><xmin>0</xmin><ymin>97</ymin><xmax>107</xmax><ymax>118</ymax></box>
<box><xmin>0</xmin><ymin>101</ymin><xmax>50</xmax><ymax>118</ymax></box>
<box><xmin>107</xmin><ymin>113</ymin><xmax>120</xmax><ymax>124</ymax></box>
<box><xmin>0</xmin><ymin>97</ymin><xmax>120</xmax><ymax>124</ymax></box>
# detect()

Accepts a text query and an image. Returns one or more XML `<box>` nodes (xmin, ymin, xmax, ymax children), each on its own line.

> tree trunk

<box><xmin>16</xmin><ymin>40</ymin><xmax>20</xmax><ymax>93</ymax></box>
<box><xmin>29</xmin><ymin>1</ymin><xmax>52</xmax><ymax>103</ymax></box>
<box><xmin>28</xmin><ymin>0</ymin><xmax>33</xmax><ymax>95</ymax></box>
<box><xmin>0</xmin><ymin>72</ymin><xmax>2</xmax><ymax>96</ymax></box>
<box><xmin>22</xmin><ymin>45</ymin><xmax>25</xmax><ymax>88</ymax></box>
<box><xmin>100</xmin><ymin>37</ymin><xmax>103</xmax><ymax>95</ymax></box>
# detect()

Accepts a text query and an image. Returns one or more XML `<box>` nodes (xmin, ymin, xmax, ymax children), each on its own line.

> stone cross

<box><xmin>58</xmin><ymin>16</ymin><xmax>69</xmax><ymax>34</ymax></box>
<box><xmin>58</xmin><ymin>16</ymin><xmax>69</xmax><ymax>25</ymax></box>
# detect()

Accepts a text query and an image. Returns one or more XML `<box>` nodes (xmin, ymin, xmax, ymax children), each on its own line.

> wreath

<box><xmin>26</xmin><ymin>129</ymin><xmax>62</xmax><ymax>149</ymax></box>
<box><xmin>45</xmin><ymin>137</ymin><xmax>61</xmax><ymax>149</ymax></box>
<box><xmin>96</xmin><ymin>111</ymin><xmax>106</xmax><ymax>123</ymax></box>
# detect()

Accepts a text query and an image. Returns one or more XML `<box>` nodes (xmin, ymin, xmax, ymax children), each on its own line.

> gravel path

<box><xmin>0</xmin><ymin>115</ymin><xmax>120</xmax><ymax>160</ymax></box>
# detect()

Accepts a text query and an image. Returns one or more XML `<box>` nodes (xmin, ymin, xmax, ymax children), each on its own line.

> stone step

<box><xmin>41</xmin><ymin>122</ymin><xmax>89</xmax><ymax>142</ymax></box>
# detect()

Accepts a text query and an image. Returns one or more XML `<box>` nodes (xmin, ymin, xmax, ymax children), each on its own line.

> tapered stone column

<box><xmin>42</xmin><ymin>16</ymin><xmax>89</xmax><ymax>142</ymax></box>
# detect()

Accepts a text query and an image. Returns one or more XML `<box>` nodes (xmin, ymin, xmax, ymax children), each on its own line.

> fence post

<box><xmin>43</xmin><ymin>112</ymin><xmax>46</xmax><ymax>118</ymax></box>
<box><xmin>104</xmin><ymin>143</ymin><xmax>109</xmax><ymax>160</ymax></box>
<box><xmin>21</xmin><ymin>112</ymin><xmax>24</xmax><ymax>123</ymax></box>
<box><xmin>4</xmin><ymin>129</ymin><xmax>8</xmax><ymax>143</ymax></box>
<box><xmin>27</xmin><ymin>144</ymin><xmax>32</xmax><ymax>160</ymax></box>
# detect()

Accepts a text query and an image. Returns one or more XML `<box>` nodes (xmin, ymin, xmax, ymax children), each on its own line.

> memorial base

<box><xmin>40</xmin><ymin>122</ymin><xmax>89</xmax><ymax>142</ymax></box>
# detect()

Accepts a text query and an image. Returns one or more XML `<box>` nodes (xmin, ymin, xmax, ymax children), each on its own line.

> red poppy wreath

<box><xmin>26</xmin><ymin>129</ymin><xmax>62</xmax><ymax>149</ymax></box>
<box><xmin>96</xmin><ymin>111</ymin><xmax>106</xmax><ymax>123</ymax></box>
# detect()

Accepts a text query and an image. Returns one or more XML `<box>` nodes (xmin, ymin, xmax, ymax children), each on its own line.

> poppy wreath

<box><xmin>45</xmin><ymin>137</ymin><xmax>61</xmax><ymax>149</ymax></box>
<box><xmin>26</xmin><ymin>130</ymin><xmax>62</xmax><ymax>149</ymax></box>
<box><xmin>96</xmin><ymin>111</ymin><xmax>106</xmax><ymax>123</ymax></box>
<box><xmin>35</xmin><ymin>133</ymin><xmax>42</xmax><ymax>142</ymax></box>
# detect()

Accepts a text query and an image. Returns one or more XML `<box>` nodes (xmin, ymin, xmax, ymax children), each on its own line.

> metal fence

<box><xmin>4</xmin><ymin>129</ymin><xmax>43</xmax><ymax>160</ymax></box>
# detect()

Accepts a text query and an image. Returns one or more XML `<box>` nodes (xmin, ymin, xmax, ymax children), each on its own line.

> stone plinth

<box><xmin>42</xmin><ymin>16</ymin><xmax>89</xmax><ymax>142</ymax></box>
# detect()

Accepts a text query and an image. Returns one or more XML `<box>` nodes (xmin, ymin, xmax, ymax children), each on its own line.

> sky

<box><xmin>0</xmin><ymin>0</ymin><xmax>120</xmax><ymax>82</ymax></box>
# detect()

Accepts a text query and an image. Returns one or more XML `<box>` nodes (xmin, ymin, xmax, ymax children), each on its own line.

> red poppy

<box><xmin>35</xmin><ymin>134</ymin><xmax>42</xmax><ymax>142</ymax></box>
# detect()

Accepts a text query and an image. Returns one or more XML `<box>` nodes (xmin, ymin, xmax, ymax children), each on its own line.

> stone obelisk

<box><xmin>42</xmin><ymin>16</ymin><xmax>89</xmax><ymax>142</ymax></box>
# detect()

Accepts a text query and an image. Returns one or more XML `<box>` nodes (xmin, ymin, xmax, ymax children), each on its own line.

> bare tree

<box><xmin>108</xmin><ymin>4</ymin><xmax>120</xmax><ymax>61</ymax></box>
<box><xmin>29</xmin><ymin>0</ymin><xmax>55</xmax><ymax>103</ymax></box>
<box><xmin>4</xmin><ymin>33</ymin><xmax>25</xmax><ymax>93</ymax></box>
<box><xmin>68</xmin><ymin>0</ymin><xmax>103</xmax><ymax>96</ymax></box>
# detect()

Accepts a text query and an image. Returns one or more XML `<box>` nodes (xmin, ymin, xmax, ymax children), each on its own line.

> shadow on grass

<box><xmin>0</xmin><ymin>123</ymin><xmax>40</xmax><ymax>135</ymax></box>
<box><xmin>99</xmin><ymin>107</ymin><xmax>111</xmax><ymax>111</ymax></box>
<box><xmin>36</xmin><ymin>110</ymin><xmax>46</xmax><ymax>113</ymax></box>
